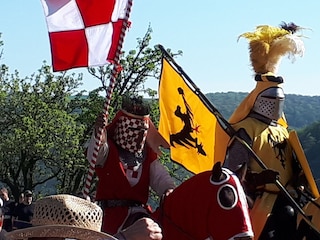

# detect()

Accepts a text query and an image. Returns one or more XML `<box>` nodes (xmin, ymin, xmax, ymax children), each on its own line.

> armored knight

<box><xmin>223</xmin><ymin>22</ymin><xmax>311</xmax><ymax>239</ymax></box>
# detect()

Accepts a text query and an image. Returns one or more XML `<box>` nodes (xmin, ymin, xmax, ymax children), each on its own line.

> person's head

<box><xmin>23</xmin><ymin>190</ymin><xmax>33</xmax><ymax>205</ymax></box>
<box><xmin>121</xmin><ymin>95</ymin><xmax>150</xmax><ymax>116</ymax></box>
<box><xmin>19</xmin><ymin>193</ymin><xmax>25</xmax><ymax>204</ymax></box>
<box><xmin>252</xmin><ymin>87</ymin><xmax>285</xmax><ymax>121</ymax></box>
<box><xmin>6</xmin><ymin>194</ymin><xmax>115</xmax><ymax>240</ymax></box>
<box><xmin>111</xmin><ymin>96</ymin><xmax>151</xmax><ymax>154</ymax></box>
<box><xmin>0</xmin><ymin>187</ymin><xmax>9</xmax><ymax>201</ymax></box>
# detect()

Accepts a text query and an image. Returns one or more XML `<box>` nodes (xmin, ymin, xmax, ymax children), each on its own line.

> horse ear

<box><xmin>234</xmin><ymin>162</ymin><xmax>247</xmax><ymax>182</ymax></box>
<box><xmin>211</xmin><ymin>162</ymin><xmax>223</xmax><ymax>182</ymax></box>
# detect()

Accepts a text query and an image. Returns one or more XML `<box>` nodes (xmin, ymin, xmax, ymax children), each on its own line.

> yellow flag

<box><xmin>159</xmin><ymin>57</ymin><xmax>230</xmax><ymax>174</ymax></box>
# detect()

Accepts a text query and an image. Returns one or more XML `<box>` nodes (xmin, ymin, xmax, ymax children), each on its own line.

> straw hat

<box><xmin>6</xmin><ymin>194</ymin><xmax>116</xmax><ymax>240</ymax></box>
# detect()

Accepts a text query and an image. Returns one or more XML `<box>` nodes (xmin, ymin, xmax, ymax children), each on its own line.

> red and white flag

<box><xmin>40</xmin><ymin>0</ymin><xmax>132</xmax><ymax>72</ymax></box>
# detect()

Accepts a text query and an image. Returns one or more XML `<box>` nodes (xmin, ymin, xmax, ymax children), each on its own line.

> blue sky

<box><xmin>1</xmin><ymin>1</ymin><xmax>320</xmax><ymax>96</ymax></box>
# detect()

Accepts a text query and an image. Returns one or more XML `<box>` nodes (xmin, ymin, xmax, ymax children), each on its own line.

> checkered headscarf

<box><xmin>109</xmin><ymin>110</ymin><xmax>149</xmax><ymax>155</ymax></box>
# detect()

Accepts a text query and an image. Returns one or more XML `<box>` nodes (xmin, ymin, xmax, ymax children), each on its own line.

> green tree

<box><xmin>0</xmin><ymin>59</ymin><xmax>86</xmax><ymax>200</ymax></box>
<box><xmin>298</xmin><ymin>121</ymin><xmax>320</xmax><ymax>185</ymax></box>
<box><xmin>0</xmin><ymin>33</ymin><xmax>3</xmax><ymax>60</ymax></box>
<box><xmin>86</xmin><ymin>25</ymin><xmax>182</xmax><ymax>112</ymax></box>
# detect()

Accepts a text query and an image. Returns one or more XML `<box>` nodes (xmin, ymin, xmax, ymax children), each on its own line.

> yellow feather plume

<box><xmin>239</xmin><ymin>24</ymin><xmax>305</xmax><ymax>74</ymax></box>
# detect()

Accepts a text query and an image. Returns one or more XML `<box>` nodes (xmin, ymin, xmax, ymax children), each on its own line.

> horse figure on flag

<box><xmin>152</xmin><ymin>162</ymin><xmax>254</xmax><ymax>240</ymax></box>
<box><xmin>169</xmin><ymin>87</ymin><xmax>206</xmax><ymax>156</ymax></box>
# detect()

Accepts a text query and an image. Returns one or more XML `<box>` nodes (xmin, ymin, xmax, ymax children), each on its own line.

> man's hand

<box><xmin>120</xmin><ymin>217</ymin><xmax>162</xmax><ymax>240</ymax></box>
<box><xmin>94</xmin><ymin>113</ymin><xmax>107</xmax><ymax>135</ymax></box>
<box><xmin>165</xmin><ymin>188</ymin><xmax>174</xmax><ymax>196</ymax></box>
<box><xmin>244</xmin><ymin>169</ymin><xmax>280</xmax><ymax>191</ymax></box>
<box><xmin>253</xmin><ymin>169</ymin><xmax>280</xmax><ymax>186</ymax></box>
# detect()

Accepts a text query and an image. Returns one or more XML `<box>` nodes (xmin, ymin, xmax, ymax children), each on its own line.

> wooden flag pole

<box><xmin>82</xmin><ymin>0</ymin><xmax>133</xmax><ymax>199</ymax></box>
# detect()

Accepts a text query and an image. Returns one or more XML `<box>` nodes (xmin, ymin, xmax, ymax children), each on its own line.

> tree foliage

<box><xmin>298</xmin><ymin>121</ymin><xmax>320</xmax><ymax>185</ymax></box>
<box><xmin>87</xmin><ymin>25</ymin><xmax>182</xmax><ymax>112</ymax></box>
<box><xmin>0</xmin><ymin>61</ymin><xmax>87</xmax><ymax>200</ymax></box>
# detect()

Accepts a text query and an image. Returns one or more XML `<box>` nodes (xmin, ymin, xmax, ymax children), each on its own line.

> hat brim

<box><xmin>6</xmin><ymin>225</ymin><xmax>116</xmax><ymax>240</ymax></box>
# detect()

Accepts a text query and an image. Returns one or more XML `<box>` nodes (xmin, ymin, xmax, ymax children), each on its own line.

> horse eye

<box><xmin>217</xmin><ymin>184</ymin><xmax>238</xmax><ymax>210</ymax></box>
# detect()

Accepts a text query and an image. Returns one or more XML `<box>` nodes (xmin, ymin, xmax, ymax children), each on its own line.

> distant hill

<box><xmin>298</xmin><ymin>121</ymin><xmax>320</xmax><ymax>186</ymax></box>
<box><xmin>206</xmin><ymin>92</ymin><xmax>320</xmax><ymax>129</ymax></box>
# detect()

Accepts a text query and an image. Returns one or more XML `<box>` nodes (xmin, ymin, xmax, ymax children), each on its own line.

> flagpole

<box><xmin>157</xmin><ymin>44</ymin><xmax>320</xmax><ymax>236</ymax></box>
<box><xmin>82</xmin><ymin>0</ymin><xmax>133</xmax><ymax>200</ymax></box>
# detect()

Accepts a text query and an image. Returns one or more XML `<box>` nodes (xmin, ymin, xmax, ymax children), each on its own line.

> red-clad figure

<box><xmin>86</xmin><ymin>96</ymin><xmax>175</xmax><ymax>235</ymax></box>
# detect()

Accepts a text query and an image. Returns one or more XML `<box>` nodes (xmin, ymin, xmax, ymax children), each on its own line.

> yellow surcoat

<box><xmin>232</xmin><ymin>117</ymin><xmax>294</xmax><ymax>237</ymax></box>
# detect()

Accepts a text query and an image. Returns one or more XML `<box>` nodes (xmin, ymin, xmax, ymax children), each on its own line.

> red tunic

<box><xmin>95</xmin><ymin>139</ymin><xmax>157</xmax><ymax>234</ymax></box>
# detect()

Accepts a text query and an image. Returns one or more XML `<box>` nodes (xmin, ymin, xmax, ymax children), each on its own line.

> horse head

<box><xmin>152</xmin><ymin>162</ymin><xmax>253</xmax><ymax>240</ymax></box>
